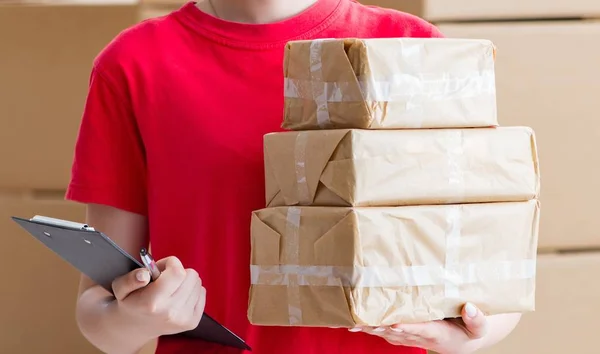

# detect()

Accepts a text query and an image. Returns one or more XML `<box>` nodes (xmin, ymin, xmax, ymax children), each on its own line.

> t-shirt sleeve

<box><xmin>65</xmin><ymin>65</ymin><xmax>148</xmax><ymax>215</ymax></box>
<box><xmin>428</xmin><ymin>23</ymin><xmax>445</xmax><ymax>38</ymax></box>
<box><xmin>405</xmin><ymin>15</ymin><xmax>445</xmax><ymax>38</ymax></box>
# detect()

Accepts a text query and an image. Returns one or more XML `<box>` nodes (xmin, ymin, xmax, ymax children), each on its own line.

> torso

<box><xmin>95</xmin><ymin>1</ymin><xmax>441</xmax><ymax>352</ymax></box>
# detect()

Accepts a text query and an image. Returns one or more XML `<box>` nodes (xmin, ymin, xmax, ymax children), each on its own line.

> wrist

<box><xmin>107</xmin><ymin>300</ymin><xmax>159</xmax><ymax>347</ymax></box>
<box><xmin>78</xmin><ymin>292</ymin><xmax>156</xmax><ymax>354</ymax></box>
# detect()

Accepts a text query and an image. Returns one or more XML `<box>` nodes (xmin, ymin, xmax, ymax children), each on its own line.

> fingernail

<box><xmin>373</xmin><ymin>327</ymin><xmax>386</xmax><ymax>332</ymax></box>
<box><xmin>348</xmin><ymin>327</ymin><xmax>362</xmax><ymax>332</ymax></box>
<box><xmin>391</xmin><ymin>327</ymin><xmax>404</xmax><ymax>333</ymax></box>
<box><xmin>465</xmin><ymin>302</ymin><xmax>478</xmax><ymax>318</ymax></box>
<box><xmin>136</xmin><ymin>270</ymin><xmax>150</xmax><ymax>282</ymax></box>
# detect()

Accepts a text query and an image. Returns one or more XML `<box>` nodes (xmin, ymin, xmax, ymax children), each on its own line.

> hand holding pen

<box><xmin>108</xmin><ymin>251</ymin><xmax>207</xmax><ymax>337</ymax></box>
<box><xmin>140</xmin><ymin>248</ymin><xmax>162</xmax><ymax>281</ymax></box>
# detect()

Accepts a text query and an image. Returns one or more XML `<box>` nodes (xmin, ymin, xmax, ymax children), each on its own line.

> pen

<box><xmin>140</xmin><ymin>248</ymin><xmax>161</xmax><ymax>281</ymax></box>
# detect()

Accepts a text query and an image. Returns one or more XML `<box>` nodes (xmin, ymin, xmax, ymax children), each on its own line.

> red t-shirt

<box><xmin>66</xmin><ymin>1</ymin><xmax>444</xmax><ymax>353</ymax></box>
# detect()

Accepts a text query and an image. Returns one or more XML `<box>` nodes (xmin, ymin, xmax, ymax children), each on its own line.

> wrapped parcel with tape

<box><xmin>249</xmin><ymin>36</ymin><xmax>542</xmax><ymax>328</ymax></box>
<box><xmin>282</xmin><ymin>38</ymin><xmax>498</xmax><ymax>130</ymax></box>
<box><xmin>248</xmin><ymin>200</ymin><xmax>540</xmax><ymax>327</ymax></box>
<box><xmin>264</xmin><ymin>126</ymin><xmax>540</xmax><ymax>207</ymax></box>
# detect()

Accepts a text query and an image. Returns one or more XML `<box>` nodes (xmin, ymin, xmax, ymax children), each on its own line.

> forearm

<box><xmin>76</xmin><ymin>286</ymin><xmax>154</xmax><ymax>354</ymax></box>
<box><xmin>469</xmin><ymin>313</ymin><xmax>522</xmax><ymax>352</ymax></box>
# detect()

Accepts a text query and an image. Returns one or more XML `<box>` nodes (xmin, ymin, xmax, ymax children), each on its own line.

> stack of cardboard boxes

<box><xmin>361</xmin><ymin>0</ymin><xmax>600</xmax><ymax>353</ymax></box>
<box><xmin>0</xmin><ymin>2</ymin><xmax>153</xmax><ymax>353</ymax></box>
<box><xmin>248</xmin><ymin>38</ymin><xmax>541</xmax><ymax>329</ymax></box>
<box><xmin>138</xmin><ymin>0</ymin><xmax>184</xmax><ymax>20</ymax></box>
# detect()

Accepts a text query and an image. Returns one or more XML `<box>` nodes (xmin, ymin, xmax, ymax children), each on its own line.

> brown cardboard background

<box><xmin>359</xmin><ymin>0</ymin><xmax>600</xmax><ymax>22</ymax></box>
<box><xmin>0</xmin><ymin>196</ymin><xmax>158</xmax><ymax>353</ymax></box>
<box><xmin>139</xmin><ymin>4</ymin><xmax>179</xmax><ymax>20</ymax></box>
<box><xmin>0</xmin><ymin>198</ymin><xmax>95</xmax><ymax>353</ymax></box>
<box><xmin>0</xmin><ymin>4</ymin><xmax>138</xmax><ymax>190</ymax></box>
<box><xmin>439</xmin><ymin>21</ymin><xmax>600</xmax><ymax>250</ymax></box>
<box><xmin>0</xmin><ymin>4</ymin><xmax>148</xmax><ymax>353</ymax></box>
<box><xmin>430</xmin><ymin>253</ymin><xmax>600</xmax><ymax>354</ymax></box>
<box><xmin>479</xmin><ymin>253</ymin><xmax>600</xmax><ymax>354</ymax></box>
<box><xmin>138</xmin><ymin>0</ymin><xmax>184</xmax><ymax>20</ymax></box>
<box><xmin>141</xmin><ymin>0</ymin><xmax>185</xmax><ymax>4</ymax></box>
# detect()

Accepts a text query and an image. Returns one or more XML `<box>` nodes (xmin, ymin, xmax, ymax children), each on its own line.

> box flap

<box><xmin>264</xmin><ymin>130</ymin><xmax>350</xmax><ymax>206</ymax></box>
<box><xmin>283</xmin><ymin>39</ymin><xmax>371</xmax><ymax>129</ymax></box>
<box><xmin>313</xmin><ymin>211</ymin><xmax>358</xmax><ymax>267</ymax></box>
<box><xmin>250</xmin><ymin>213</ymin><xmax>281</xmax><ymax>265</ymax></box>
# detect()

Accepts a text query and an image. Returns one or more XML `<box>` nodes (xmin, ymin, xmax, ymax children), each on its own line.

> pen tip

<box><xmin>140</xmin><ymin>248</ymin><xmax>147</xmax><ymax>256</ymax></box>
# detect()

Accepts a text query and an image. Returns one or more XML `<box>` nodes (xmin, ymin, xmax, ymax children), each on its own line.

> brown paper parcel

<box><xmin>265</xmin><ymin>127</ymin><xmax>540</xmax><ymax>207</ymax></box>
<box><xmin>248</xmin><ymin>200</ymin><xmax>540</xmax><ymax>327</ymax></box>
<box><xmin>283</xmin><ymin>38</ymin><xmax>498</xmax><ymax>130</ymax></box>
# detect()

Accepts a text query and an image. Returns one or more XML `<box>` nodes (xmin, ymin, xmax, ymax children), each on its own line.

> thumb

<box><xmin>461</xmin><ymin>303</ymin><xmax>488</xmax><ymax>339</ymax></box>
<box><xmin>112</xmin><ymin>268</ymin><xmax>151</xmax><ymax>301</ymax></box>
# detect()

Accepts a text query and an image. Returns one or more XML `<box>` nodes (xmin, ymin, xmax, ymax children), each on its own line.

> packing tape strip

<box><xmin>444</xmin><ymin>207</ymin><xmax>462</xmax><ymax>298</ymax></box>
<box><xmin>284</xmin><ymin>71</ymin><xmax>496</xmax><ymax>102</ymax></box>
<box><xmin>250</xmin><ymin>259</ymin><xmax>537</xmax><ymax>288</ymax></box>
<box><xmin>308</xmin><ymin>39</ymin><xmax>332</xmax><ymax>128</ymax></box>
<box><xmin>284</xmin><ymin>70</ymin><xmax>496</xmax><ymax>128</ymax></box>
<box><xmin>358</xmin><ymin>71</ymin><xmax>496</xmax><ymax>101</ymax></box>
<box><xmin>443</xmin><ymin>130</ymin><xmax>465</xmax><ymax>298</ymax></box>
<box><xmin>284</xmin><ymin>207</ymin><xmax>302</xmax><ymax>325</ymax></box>
<box><xmin>294</xmin><ymin>132</ymin><xmax>311</xmax><ymax>205</ymax></box>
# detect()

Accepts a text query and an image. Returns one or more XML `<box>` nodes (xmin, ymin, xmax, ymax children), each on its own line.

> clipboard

<box><xmin>11</xmin><ymin>215</ymin><xmax>251</xmax><ymax>351</ymax></box>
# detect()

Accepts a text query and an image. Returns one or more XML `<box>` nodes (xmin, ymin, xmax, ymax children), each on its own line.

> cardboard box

<box><xmin>265</xmin><ymin>127</ymin><xmax>539</xmax><ymax>207</ymax></box>
<box><xmin>438</xmin><ymin>21</ymin><xmax>600</xmax><ymax>250</ymax></box>
<box><xmin>0</xmin><ymin>4</ymin><xmax>138</xmax><ymax>190</ymax></box>
<box><xmin>475</xmin><ymin>253</ymin><xmax>600</xmax><ymax>354</ymax></box>
<box><xmin>141</xmin><ymin>0</ymin><xmax>185</xmax><ymax>4</ymax></box>
<box><xmin>11</xmin><ymin>0</ymin><xmax>137</xmax><ymax>4</ymax></box>
<box><xmin>139</xmin><ymin>5</ymin><xmax>179</xmax><ymax>20</ymax></box>
<box><xmin>249</xmin><ymin>201</ymin><xmax>539</xmax><ymax>327</ymax></box>
<box><xmin>138</xmin><ymin>0</ymin><xmax>183</xmax><ymax>20</ymax></box>
<box><xmin>283</xmin><ymin>38</ymin><xmax>497</xmax><ymax>130</ymax></box>
<box><xmin>359</xmin><ymin>0</ymin><xmax>600</xmax><ymax>22</ymax></box>
<box><xmin>0</xmin><ymin>198</ymin><xmax>97</xmax><ymax>353</ymax></box>
<box><xmin>0</xmin><ymin>195</ymin><xmax>158</xmax><ymax>353</ymax></box>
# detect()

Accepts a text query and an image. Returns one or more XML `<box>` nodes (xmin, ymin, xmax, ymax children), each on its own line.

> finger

<box><xmin>348</xmin><ymin>325</ymin><xmax>367</xmax><ymax>333</ymax></box>
<box><xmin>386</xmin><ymin>333</ymin><xmax>423</xmax><ymax>345</ymax></box>
<box><xmin>171</xmin><ymin>269</ymin><xmax>201</xmax><ymax>305</ymax></box>
<box><xmin>391</xmin><ymin>321</ymin><xmax>443</xmax><ymax>341</ymax></box>
<box><xmin>349</xmin><ymin>325</ymin><xmax>398</xmax><ymax>334</ymax></box>
<box><xmin>183</xmin><ymin>281</ymin><xmax>202</xmax><ymax>311</ymax></box>
<box><xmin>174</xmin><ymin>279</ymin><xmax>201</xmax><ymax>326</ymax></box>
<box><xmin>461</xmin><ymin>303</ymin><xmax>488</xmax><ymax>339</ymax></box>
<box><xmin>361</xmin><ymin>327</ymin><xmax>425</xmax><ymax>347</ymax></box>
<box><xmin>112</xmin><ymin>268</ymin><xmax>151</xmax><ymax>301</ymax></box>
<box><xmin>193</xmin><ymin>285</ymin><xmax>207</xmax><ymax>321</ymax></box>
<box><xmin>150</xmin><ymin>257</ymin><xmax>187</xmax><ymax>296</ymax></box>
<box><xmin>155</xmin><ymin>256</ymin><xmax>184</xmax><ymax>272</ymax></box>
<box><xmin>361</xmin><ymin>326</ymin><xmax>388</xmax><ymax>336</ymax></box>
<box><xmin>371</xmin><ymin>327</ymin><xmax>388</xmax><ymax>334</ymax></box>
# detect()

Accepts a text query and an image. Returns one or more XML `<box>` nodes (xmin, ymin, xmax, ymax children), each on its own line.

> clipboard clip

<box><xmin>31</xmin><ymin>215</ymin><xmax>96</xmax><ymax>232</ymax></box>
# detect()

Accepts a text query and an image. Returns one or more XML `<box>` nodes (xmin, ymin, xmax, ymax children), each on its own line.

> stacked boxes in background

<box><xmin>0</xmin><ymin>2</ymin><xmax>186</xmax><ymax>353</ymax></box>
<box><xmin>0</xmin><ymin>3</ymin><xmax>159</xmax><ymax>354</ymax></box>
<box><xmin>248</xmin><ymin>38</ymin><xmax>541</xmax><ymax>328</ymax></box>
<box><xmin>138</xmin><ymin>0</ymin><xmax>185</xmax><ymax>20</ymax></box>
<box><xmin>360</xmin><ymin>1</ymin><xmax>600</xmax><ymax>353</ymax></box>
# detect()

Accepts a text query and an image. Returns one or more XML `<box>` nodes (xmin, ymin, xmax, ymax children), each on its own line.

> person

<box><xmin>66</xmin><ymin>0</ymin><xmax>522</xmax><ymax>353</ymax></box>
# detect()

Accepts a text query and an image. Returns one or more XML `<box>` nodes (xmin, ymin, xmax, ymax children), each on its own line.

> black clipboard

<box><xmin>11</xmin><ymin>215</ymin><xmax>251</xmax><ymax>351</ymax></box>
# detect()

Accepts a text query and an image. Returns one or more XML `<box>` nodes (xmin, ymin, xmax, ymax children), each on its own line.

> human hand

<box><xmin>353</xmin><ymin>303</ymin><xmax>488</xmax><ymax>354</ymax></box>
<box><xmin>110</xmin><ymin>256</ymin><xmax>206</xmax><ymax>338</ymax></box>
